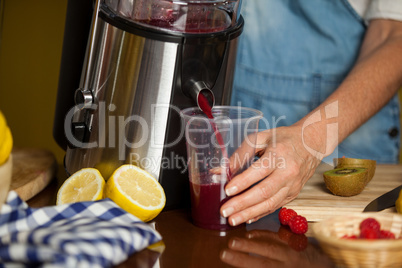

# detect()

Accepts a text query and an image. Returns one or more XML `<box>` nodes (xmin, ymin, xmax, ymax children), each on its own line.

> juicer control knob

<box><xmin>74</xmin><ymin>88</ymin><xmax>94</xmax><ymax>109</ymax></box>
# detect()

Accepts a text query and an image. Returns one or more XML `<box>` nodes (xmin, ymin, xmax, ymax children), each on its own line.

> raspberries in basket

<box><xmin>342</xmin><ymin>217</ymin><xmax>397</xmax><ymax>240</ymax></box>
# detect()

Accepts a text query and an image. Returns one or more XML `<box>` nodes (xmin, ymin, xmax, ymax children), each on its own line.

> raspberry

<box><xmin>379</xmin><ymin>230</ymin><xmax>396</xmax><ymax>239</ymax></box>
<box><xmin>288</xmin><ymin>215</ymin><xmax>308</xmax><ymax>234</ymax></box>
<box><xmin>288</xmin><ymin>234</ymin><xmax>308</xmax><ymax>251</ymax></box>
<box><xmin>359</xmin><ymin>228</ymin><xmax>379</xmax><ymax>239</ymax></box>
<box><xmin>359</xmin><ymin>218</ymin><xmax>381</xmax><ymax>232</ymax></box>
<box><xmin>278</xmin><ymin>207</ymin><xmax>297</xmax><ymax>225</ymax></box>
<box><xmin>341</xmin><ymin>234</ymin><xmax>357</xmax><ymax>239</ymax></box>
<box><xmin>278</xmin><ymin>226</ymin><xmax>293</xmax><ymax>243</ymax></box>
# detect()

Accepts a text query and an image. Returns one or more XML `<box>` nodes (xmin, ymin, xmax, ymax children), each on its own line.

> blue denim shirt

<box><xmin>231</xmin><ymin>0</ymin><xmax>400</xmax><ymax>163</ymax></box>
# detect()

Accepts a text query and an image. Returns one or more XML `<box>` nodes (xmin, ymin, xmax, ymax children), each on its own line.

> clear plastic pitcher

<box><xmin>180</xmin><ymin>106</ymin><xmax>262</xmax><ymax>230</ymax></box>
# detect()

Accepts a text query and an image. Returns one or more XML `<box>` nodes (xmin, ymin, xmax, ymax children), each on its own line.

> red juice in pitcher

<box><xmin>189</xmin><ymin>173</ymin><xmax>235</xmax><ymax>230</ymax></box>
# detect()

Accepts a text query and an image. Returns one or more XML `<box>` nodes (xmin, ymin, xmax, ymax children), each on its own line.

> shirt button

<box><xmin>388</xmin><ymin>127</ymin><xmax>399</xmax><ymax>138</ymax></box>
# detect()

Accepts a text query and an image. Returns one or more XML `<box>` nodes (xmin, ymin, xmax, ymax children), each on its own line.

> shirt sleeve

<box><xmin>365</xmin><ymin>0</ymin><xmax>402</xmax><ymax>22</ymax></box>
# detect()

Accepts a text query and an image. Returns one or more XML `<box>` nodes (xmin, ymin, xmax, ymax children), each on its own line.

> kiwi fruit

<box><xmin>323</xmin><ymin>167</ymin><xmax>368</xmax><ymax>197</ymax></box>
<box><xmin>333</xmin><ymin>158</ymin><xmax>376</xmax><ymax>185</ymax></box>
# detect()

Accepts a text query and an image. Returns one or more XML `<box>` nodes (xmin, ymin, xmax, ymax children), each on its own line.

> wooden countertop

<box><xmin>286</xmin><ymin>163</ymin><xmax>402</xmax><ymax>221</ymax></box>
<box><xmin>26</xmin><ymin>163</ymin><xmax>402</xmax><ymax>267</ymax></box>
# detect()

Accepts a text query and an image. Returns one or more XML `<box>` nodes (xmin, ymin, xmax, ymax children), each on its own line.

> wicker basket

<box><xmin>313</xmin><ymin>213</ymin><xmax>402</xmax><ymax>268</ymax></box>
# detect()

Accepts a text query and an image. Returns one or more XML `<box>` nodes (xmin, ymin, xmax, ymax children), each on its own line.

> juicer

<box><xmin>53</xmin><ymin>0</ymin><xmax>244</xmax><ymax>209</ymax></box>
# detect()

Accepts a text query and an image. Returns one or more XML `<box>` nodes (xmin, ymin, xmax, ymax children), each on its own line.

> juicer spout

<box><xmin>186</xmin><ymin>81</ymin><xmax>215</xmax><ymax>111</ymax></box>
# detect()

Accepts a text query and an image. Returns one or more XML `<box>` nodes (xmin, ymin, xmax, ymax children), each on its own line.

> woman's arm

<box><xmin>220</xmin><ymin>19</ymin><xmax>402</xmax><ymax>226</ymax></box>
<box><xmin>309</xmin><ymin>19</ymin><xmax>402</xmax><ymax>151</ymax></box>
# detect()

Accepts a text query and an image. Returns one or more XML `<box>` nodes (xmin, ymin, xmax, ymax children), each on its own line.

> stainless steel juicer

<box><xmin>54</xmin><ymin>0</ymin><xmax>243</xmax><ymax>209</ymax></box>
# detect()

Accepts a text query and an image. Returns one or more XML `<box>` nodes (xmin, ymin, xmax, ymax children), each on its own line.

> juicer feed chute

<box><xmin>54</xmin><ymin>0</ymin><xmax>244</xmax><ymax>209</ymax></box>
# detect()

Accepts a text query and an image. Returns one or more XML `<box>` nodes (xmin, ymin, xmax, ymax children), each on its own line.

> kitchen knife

<box><xmin>363</xmin><ymin>185</ymin><xmax>402</xmax><ymax>212</ymax></box>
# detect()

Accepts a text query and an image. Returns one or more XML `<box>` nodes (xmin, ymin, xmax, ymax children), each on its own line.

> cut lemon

<box><xmin>105</xmin><ymin>164</ymin><xmax>166</xmax><ymax>222</ymax></box>
<box><xmin>94</xmin><ymin>161</ymin><xmax>117</xmax><ymax>181</ymax></box>
<box><xmin>0</xmin><ymin>111</ymin><xmax>13</xmax><ymax>165</ymax></box>
<box><xmin>57</xmin><ymin>168</ymin><xmax>105</xmax><ymax>205</ymax></box>
<box><xmin>0</xmin><ymin>127</ymin><xmax>13</xmax><ymax>165</ymax></box>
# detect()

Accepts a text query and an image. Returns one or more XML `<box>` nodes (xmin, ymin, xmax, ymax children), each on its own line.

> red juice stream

<box><xmin>197</xmin><ymin>94</ymin><xmax>232</xmax><ymax>179</ymax></box>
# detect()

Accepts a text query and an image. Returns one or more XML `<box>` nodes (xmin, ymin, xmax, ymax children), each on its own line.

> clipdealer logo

<box><xmin>63</xmin><ymin>100</ymin><xmax>338</xmax><ymax>173</ymax></box>
<box><xmin>301</xmin><ymin>101</ymin><xmax>339</xmax><ymax>160</ymax></box>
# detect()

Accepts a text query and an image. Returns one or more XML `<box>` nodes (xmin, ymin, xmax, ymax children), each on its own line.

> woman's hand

<box><xmin>220</xmin><ymin>122</ymin><xmax>325</xmax><ymax>226</ymax></box>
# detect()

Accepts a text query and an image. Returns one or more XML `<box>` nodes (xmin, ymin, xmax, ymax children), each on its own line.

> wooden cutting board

<box><xmin>286</xmin><ymin>163</ymin><xmax>402</xmax><ymax>222</ymax></box>
<box><xmin>10</xmin><ymin>148</ymin><xmax>58</xmax><ymax>201</ymax></box>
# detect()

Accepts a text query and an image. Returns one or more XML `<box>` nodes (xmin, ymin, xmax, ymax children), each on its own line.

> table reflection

<box><xmin>152</xmin><ymin>209</ymin><xmax>335</xmax><ymax>268</ymax></box>
<box><xmin>220</xmin><ymin>227</ymin><xmax>334</xmax><ymax>268</ymax></box>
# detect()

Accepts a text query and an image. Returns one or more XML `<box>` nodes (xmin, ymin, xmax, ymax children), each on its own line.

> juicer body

<box><xmin>54</xmin><ymin>1</ymin><xmax>243</xmax><ymax>209</ymax></box>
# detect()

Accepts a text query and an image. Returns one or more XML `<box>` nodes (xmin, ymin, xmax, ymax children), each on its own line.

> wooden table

<box><xmin>26</xmin><ymin>163</ymin><xmax>402</xmax><ymax>267</ymax></box>
<box><xmin>286</xmin><ymin>163</ymin><xmax>402</xmax><ymax>222</ymax></box>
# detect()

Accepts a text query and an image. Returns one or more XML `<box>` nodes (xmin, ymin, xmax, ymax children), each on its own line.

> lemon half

<box><xmin>57</xmin><ymin>168</ymin><xmax>105</xmax><ymax>205</ymax></box>
<box><xmin>0</xmin><ymin>111</ymin><xmax>13</xmax><ymax>165</ymax></box>
<box><xmin>105</xmin><ymin>164</ymin><xmax>166</xmax><ymax>222</ymax></box>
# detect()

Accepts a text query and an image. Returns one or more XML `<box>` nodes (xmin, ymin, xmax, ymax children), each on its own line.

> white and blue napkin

<box><xmin>0</xmin><ymin>191</ymin><xmax>162</xmax><ymax>267</ymax></box>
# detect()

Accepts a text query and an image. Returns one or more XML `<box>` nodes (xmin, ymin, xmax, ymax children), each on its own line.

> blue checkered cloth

<box><xmin>0</xmin><ymin>191</ymin><xmax>162</xmax><ymax>267</ymax></box>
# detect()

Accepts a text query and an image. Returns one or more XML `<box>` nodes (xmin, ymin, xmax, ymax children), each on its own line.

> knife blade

<box><xmin>363</xmin><ymin>185</ymin><xmax>402</xmax><ymax>212</ymax></box>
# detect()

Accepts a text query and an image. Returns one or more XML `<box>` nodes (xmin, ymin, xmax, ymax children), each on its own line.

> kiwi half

<box><xmin>323</xmin><ymin>167</ymin><xmax>368</xmax><ymax>197</ymax></box>
<box><xmin>333</xmin><ymin>158</ymin><xmax>376</xmax><ymax>185</ymax></box>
